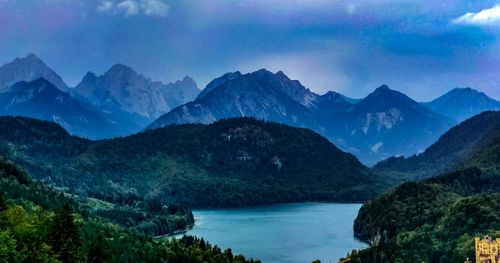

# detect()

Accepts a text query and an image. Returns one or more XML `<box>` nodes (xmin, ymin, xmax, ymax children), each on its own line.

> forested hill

<box><xmin>0</xmin><ymin>116</ymin><xmax>384</xmax><ymax>208</ymax></box>
<box><xmin>373</xmin><ymin>110</ymin><xmax>500</xmax><ymax>181</ymax></box>
<box><xmin>0</xmin><ymin>157</ymin><xmax>257</xmax><ymax>262</ymax></box>
<box><xmin>346</xmin><ymin>168</ymin><xmax>499</xmax><ymax>262</ymax></box>
<box><xmin>343</xmin><ymin>128</ymin><xmax>500</xmax><ymax>262</ymax></box>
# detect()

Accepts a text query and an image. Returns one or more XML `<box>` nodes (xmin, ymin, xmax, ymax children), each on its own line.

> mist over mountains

<box><xmin>0</xmin><ymin>53</ymin><xmax>499</xmax><ymax>163</ymax></box>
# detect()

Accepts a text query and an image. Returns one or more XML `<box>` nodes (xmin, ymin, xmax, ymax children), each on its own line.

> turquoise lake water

<box><xmin>178</xmin><ymin>203</ymin><xmax>367</xmax><ymax>263</ymax></box>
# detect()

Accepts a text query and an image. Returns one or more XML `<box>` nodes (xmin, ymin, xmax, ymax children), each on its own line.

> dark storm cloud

<box><xmin>0</xmin><ymin>0</ymin><xmax>499</xmax><ymax>100</ymax></box>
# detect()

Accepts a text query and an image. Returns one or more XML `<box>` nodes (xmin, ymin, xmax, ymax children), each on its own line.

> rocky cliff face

<box><xmin>0</xmin><ymin>53</ymin><xmax>69</xmax><ymax>92</ymax></box>
<box><xmin>73</xmin><ymin>64</ymin><xmax>199</xmax><ymax>120</ymax></box>
<box><xmin>148</xmin><ymin>69</ymin><xmax>321</xmax><ymax>130</ymax></box>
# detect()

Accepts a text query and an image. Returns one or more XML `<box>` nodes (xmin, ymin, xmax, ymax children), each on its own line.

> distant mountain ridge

<box><xmin>0</xmin><ymin>78</ymin><xmax>122</xmax><ymax>139</ymax></box>
<box><xmin>374</xmin><ymin>110</ymin><xmax>500</xmax><ymax>181</ymax></box>
<box><xmin>0</xmin><ymin>53</ymin><xmax>69</xmax><ymax>92</ymax></box>
<box><xmin>1</xmin><ymin>53</ymin><xmax>498</xmax><ymax>162</ymax></box>
<box><xmin>0</xmin><ymin>53</ymin><xmax>201</xmax><ymax>138</ymax></box>
<box><xmin>149</xmin><ymin>69</ymin><xmax>454</xmax><ymax>164</ymax></box>
<box><xmin>148</xmin><ymin>69</ymin><xmax>323</xmax><ymax>131</ymax></box>
<box><xmin>424</xmin><ymin>87</ymin><xmax>500</xmax><ymax>122</ymax></box>
<box><xmin>332</xmin><ymin>85</ymin><xmax>454</xmax><ymax>163</ymax></box>
<box><xmin>72</xmin><ymin>64</ymin><xmax>199</xmax><ymax>120</ymax></box>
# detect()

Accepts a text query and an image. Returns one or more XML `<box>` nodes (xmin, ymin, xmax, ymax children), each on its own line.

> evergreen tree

<box><xmin>49</xmin><ymin>203</ymin><xmax>82</xmax><ymax>263</ymax></box>
<box><xmin>86</xmin><ymin>234</ymin><xmax>111</xmax><ymax>263</ymax></box>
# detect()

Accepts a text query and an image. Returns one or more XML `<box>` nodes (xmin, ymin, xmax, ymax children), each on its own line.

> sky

<box><xmin>0</xmin><ymin>0</ymin><xmax>500</xmax><ymax>101</ymax></box>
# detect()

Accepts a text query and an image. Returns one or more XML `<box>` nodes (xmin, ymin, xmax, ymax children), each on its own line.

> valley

<box><xmin>3</xmin><ymin>1</ymin><xmax>500</xmax><ymax>262</ymax></box>
<box><xmin>0</xmin><ymin>55</ymin><xmax>498</xmax><ymax>263</ymax></box>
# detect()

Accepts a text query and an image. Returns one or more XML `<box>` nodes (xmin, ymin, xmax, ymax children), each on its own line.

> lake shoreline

<box><xmin>161</xmin><ymin>202</ymin><xmax>369</xmax><ymax>263</ymax></box>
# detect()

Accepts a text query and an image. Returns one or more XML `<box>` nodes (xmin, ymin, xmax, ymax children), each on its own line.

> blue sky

<box><xmin>1</xmin><ymin>0</ymin><xmax>499</xmax><ymax>100</ymax></box>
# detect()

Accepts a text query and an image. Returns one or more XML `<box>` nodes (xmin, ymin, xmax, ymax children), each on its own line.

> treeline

<box><xmin>0</xmin><ymin>155</ymin><xmax>194</xmax><ymax>237</ymax></box>
<box><xmin>0</xmin><ymin>116</ymin><xmax>383</xmax><ymax>208</ymax></box>
<box><xmin>342</xmin><ymin>168</ymin><xmax>499</xmax><ymax>263</ymax></box>
<box><xmin>0</xmin><ymin>157</ymin><xmax>258</xmax><ymax>262</ymax></box>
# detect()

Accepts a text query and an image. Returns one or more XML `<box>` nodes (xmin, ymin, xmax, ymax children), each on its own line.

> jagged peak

<box><xmin>322</xmin><ymin>90</ymin><xmax>342</xmax><ymax>97</ymax></box>
<box><xmin>251</xmin><ymin>68</ymin><xmax>275</xmax><ymax>77</ymax></box>
<box><xmin>25</xmin><ymin>53</ymin><xmax>41</xmax><ymax>60</ymax></box>
<box><xmin>12</xmin><ymin>53</ymin><xmax>45</xmax><ymax>65</ymax></box>
<box><xmin>255</xmin><ymin>68</ymin><xmax>271</xmax><ymax>73</ymax></box>
<box><xmin>105</xmin><ymin>63</ymin><xmax>138</xmax><ymax>76</ymax></box>
<box><xmin>82</xmin><ymin>71</ymin><xmax>98</xmax><ymax>79</ymax></box>
<box><xmin>172</xmin><ymin>76</ymin><xmax>198</xmax><ymax>88</ymax></box>
<box><xmin>182</xmin><ymin>75</ymin><xmax>194</xmax><ymax>82</ymax></box>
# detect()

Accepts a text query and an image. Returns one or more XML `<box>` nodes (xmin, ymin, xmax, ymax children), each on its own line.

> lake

<box><xmin>176</xmin><ymin>203</ymin><xmax>367</xmax><ymax>263</ymax></box>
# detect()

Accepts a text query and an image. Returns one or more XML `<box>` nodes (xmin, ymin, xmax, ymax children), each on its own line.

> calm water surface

<box><xmin>179</xmin><ymin>203</ymin><xmax>367</xmax><ymax>263</ymax></box>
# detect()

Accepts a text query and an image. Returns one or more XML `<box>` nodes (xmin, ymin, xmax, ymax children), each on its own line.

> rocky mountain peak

<box><xmin>73</xmin><ymin>64</ymin><xmax>199</xmax><ymax>119</ymax></box>
<box><xmin>0</xmin><ymin>53</ymin><xmax>69</xmax><ymax>91</ymax></box>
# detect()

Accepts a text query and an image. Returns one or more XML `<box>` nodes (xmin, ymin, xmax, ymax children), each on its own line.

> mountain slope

<box><xmin>148</xmin><ymin>69</ymin><xmax>321</xmax><ymax>130</ymax></box>
<box><xmin>374</xmin><ymin>110</ymin><xmax>500</xmax><ymax>181</ymax></box>
<box><xmin>0</xmin><ymin>116</ymin><xmax>383</xmax><ymax>207</ymax></box>
<box><xmin>0</xmin><ymin>78</ymin><xmax>122</xmax><ymax>139</ymax></box>
<box><xmin>72</xmin><ymin>64</ymin><xmax>200</xmax><ymax>121</ymax></box>
<box><xmin>424</xmin><ymin>87</ymin><xmax>500</xmax><ymax>122</ymax></box>
<box><xmin>149</xmin><ymin>71</ymin><xmax>455</xmax><ymax>164</ymax></box>
<box><xmin>333</xmin><ymin>85</ymin><xmax>454</xmax><ymax>163</ymax></box>
<box><xmin>0</xmin><ymin>157</ymin><xmax>255</xmax><ymax>262</ymax></box>
<box><xmin>0</xmin><ymin>53</ymin><xmax>69</xmax><ymax>91</ymax></box>
<box><xmin>348</xmin><ymin>168</ymin><xmax>499</xmax><ymax>263</ymax></box>
<box><xmin>349</xmin><ymin>126</ymin><xmax>500</xmax><ymax>262</ymax></box>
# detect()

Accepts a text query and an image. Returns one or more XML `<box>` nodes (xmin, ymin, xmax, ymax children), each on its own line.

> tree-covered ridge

<box><xmin>0</xmin><ymin>157</ymin><xmax>258</xmax><ymax>263</ymax></box>
<box><xmin>346</xmin><ymin>168</ymin><xmax>499</xmax><ymax>263</ymax></box>
<box><xmin>0</xmin><ymin>153</ymin><xmax>194</xmax><ymax>237</ymax></box>
<box><xmin>0</xmin><ymin>116</ymin><xmax>384</xmax><ymax>207</ymax></box>
<box><xmin>374</xmin><ymin>111</ymin><xmax>500</xmax><ymax>182</ymax></box>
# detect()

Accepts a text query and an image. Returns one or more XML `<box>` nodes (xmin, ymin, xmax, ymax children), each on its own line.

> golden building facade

<box><xmin>475</xmin><ymin>236</ymin><xmax>500</xmax><ymax>263</ymax></box>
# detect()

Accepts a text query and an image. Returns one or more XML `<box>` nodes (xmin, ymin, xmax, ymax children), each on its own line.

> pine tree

<box><xmin>49</xmin><ymin>203</ymin><xmax>82</xmax><ymax>262</ymax></box>
<box><xmin>87</xmin><ymin>234</ymin><xmax>111</xmax><ymax>263</ymax></box>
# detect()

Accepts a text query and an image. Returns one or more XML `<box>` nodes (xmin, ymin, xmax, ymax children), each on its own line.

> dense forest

<box><xmin>342</xmin><ymin>168</ymin><xmax>499</xmax><ymax>262</ymax></box>
<box><xmin>374</xmin><ymin>111</ymin><xmax>500</xmax><ymax>182</ymax></box>
<box><xmin>0</xmin><ymin>116</ymin><xmax>384</xmax><ymax>207</ymax></box>
<box><xmin>0</xmin><ymin>156</ymin><xmax>258</xmax><ymax>262</ymax></box>
<box><xmin>0</xmin><ymin>153</ymin><xmax>194</xmax><ymax>238</ymax></box>
<box><xmin>340</xmin><ymin>112</ymin><xmax>500</xmax><ymax>262</ymax></box>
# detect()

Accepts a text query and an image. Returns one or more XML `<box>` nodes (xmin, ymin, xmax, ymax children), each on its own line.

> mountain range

<box><xmin>72</xmin><ymin>63</ymin><xmax>199</xmax><ymax>121</ymax></box>
<box><xmin>1</xmin><ymin>54</ymin><xmax>499</xmax><ymax>163</ymax></box>
<box><xmin>148</xmin><ymin>69</ymin><xmax>457</xmax><ymax>164</ymax></box>
<box><xmin>0</xmin><ymin>78</ymin><xmax>121</xmax><ymax>139</ymax></box>
<box><xmin>0</xmin><ymin>54</ymin><xmax>199</xmax><ymax>138</ymax></box>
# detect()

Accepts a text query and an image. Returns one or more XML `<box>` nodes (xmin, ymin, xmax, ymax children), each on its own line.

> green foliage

<box><xmin>49</xmin><ymin>204</ymin><xmax>83</xmax><ymax>262</ymax></box>
<box><xmin>0</xmin><ymin>116</ymin><xmax>385</xmax><ymax>207</ymax></box>
<box><xmin>349</xmin><ymin>168</ymin><xmax>500</xmax><ymax>262</ymax></box>
<box><xmin>0</xmin><ymin>158</ymin><xmax>258</xmax><ymax>263</ymax></box>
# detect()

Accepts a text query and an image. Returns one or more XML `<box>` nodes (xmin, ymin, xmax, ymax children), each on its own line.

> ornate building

<box><xmin>475</xmin><ymin>236</ymin><xmax>500</xmax><ymax>263</ymax></box>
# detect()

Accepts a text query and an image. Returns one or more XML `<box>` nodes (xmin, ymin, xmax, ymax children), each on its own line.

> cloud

<box><xmin>141</xmin><ymin>0</ymin><xmax>169</xmax><ymax>17</ymax></box>
<box><xmin>97</xmin><ymin>0</ymin><xmax>168</xmax><ymax>17</ymax></box>
<box><xmin>118</xmin><ymin>0</ymin><xmax>139</xmax><ymax>16</ymax></box>
<box><xmin>452</xmin><ymin>5</ymin><xmax>500</xmax><ymax>25</ymax></box>
<box><xmin>96</xmin><ymin>1</ymin><xmax>114</xmax><ymax>12</ymax></box>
